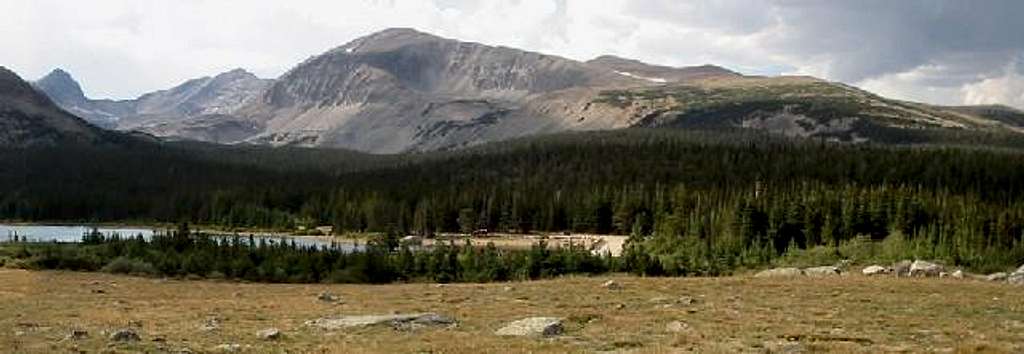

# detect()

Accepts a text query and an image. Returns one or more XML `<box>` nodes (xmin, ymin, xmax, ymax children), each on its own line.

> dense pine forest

<box><xmin>3</xmin><ymin>129</ymin><xmax>1024</xmax><ymax>276</ymax></box>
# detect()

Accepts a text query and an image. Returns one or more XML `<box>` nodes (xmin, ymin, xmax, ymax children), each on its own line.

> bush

<box><xmin>101</xmin><ymin>257</ymin><xmax>158</xmax><ymax>276</ymax></box>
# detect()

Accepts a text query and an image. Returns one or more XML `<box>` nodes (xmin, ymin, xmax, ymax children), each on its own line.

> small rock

<box><xmin>677</xmin><ymin>296</ymin><xmax>698</xmax><ymax>305</ymax></box>
<box><xmin>199</xmin><ymin>317</ymin><xmax>221</xmax><ymax>332</ymax></box>
<box><xmin>109</xmin><ymin>328</ymin><xmax>140</xmax><ymax>342</ymax></box>
<box><xmin>803</xmin><ymin>266</ymin><xmax>842</xmax><ymax>277</ymax></box>
<box><xmin>951</xmin><ymin>270</ymin><xmax>965</xmax><ymax>279</ymax></box>
<box><xmin>503</xmin><ymin>286</ymin><xmax>515</xmax><ymax>292</ymax></box>
<box><xmin>765</xmin><ymin>340</ymin><xmax>807</xmax><ymax>354</ymax></box>
<box><xmin>214</xmin><ymin>344</ymin><xmax>243</xmax><ymax>352</ymax></box>
<box><xmin>495</xmin><ymin>317</ymin><xmax>564</xmax><ymax>337</ymax></box>
<box><xmin>754</xmin><ymin>267</ymin><xmax>804</xmax><ymax>278</ymax></box>
<box><xmin>400</xmin><ymin>235</ymin><xmax>423</xmax><ymax>246</ymax></box>
<box><xmin>257</xmin><ymin>328</ymin><xmax>281</xmax><ymax>340</ymax></box>
<box><xmin>601</xmin><ymin>280</ymin><xmax>622</xmax><ymax>289</ymax></box>
<box><xmin>614</xmin><ymin>303</ymin><xmax>626</xmax><ymax>310</ymax></box>
<box><xmin>986</xmin><ymin>272</ymin><xmax>1009</xmax><ymax>282</ymax></box>
<box><xmin>65</xmin><ymin>329</ymin><xmax>89</xmax><ymax>341</ymax></box>
<box><xmin>91</xmin><ymin>289</ymin><xmax>106</xmax><ymax>294</ymax></box>
<box><xmin>317</xmin><ymin>291</ymin><xmax>341</xmax><ymax>303</ymax></box>
<box><xmin>666</xmin><ymin>320</ymin><xmax>690</xmax><ymax>333</ymax></box>
<box><xmin>862</xmin><ymin>265</ymin><xmax>889</xmax><ymax>276</ymax></box>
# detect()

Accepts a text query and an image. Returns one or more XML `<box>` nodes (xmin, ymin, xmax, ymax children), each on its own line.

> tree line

<box><xmin>1</xmin><ymin>129</ymin><xmax>1024</xmax><ymax>273</ymax></box>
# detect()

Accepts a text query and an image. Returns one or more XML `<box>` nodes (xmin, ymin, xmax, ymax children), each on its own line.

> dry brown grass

<box><xmin>1</xmin><ymin>269</ymin><xmax>1022</xmax><ymax>353</ymax></box>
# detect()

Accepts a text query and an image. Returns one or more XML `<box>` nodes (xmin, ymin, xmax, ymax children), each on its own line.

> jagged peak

<box><xmin>34</xmin><ymin>67</ymin><xmax>87</xmax><ymax>103</ymax></box>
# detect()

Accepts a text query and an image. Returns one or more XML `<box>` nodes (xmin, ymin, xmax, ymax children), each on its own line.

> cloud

<box><xmin>962</xmin><ymin>62</ymin><xmax>1024</xmax><ymax>108</ymax></box>
<box><xmin>0</xmin><ymin>0</ymin><xmax>1022</xmax><ymax>109</ymax></box>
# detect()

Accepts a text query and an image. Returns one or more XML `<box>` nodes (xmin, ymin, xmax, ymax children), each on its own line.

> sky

<box><xmin>1</xmin><ymin>0</ymin><xmax>1022</xmax><ymax>109</ymax></box>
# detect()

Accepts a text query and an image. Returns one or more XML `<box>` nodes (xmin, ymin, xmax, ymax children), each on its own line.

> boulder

<box><xmin>986</xmin><ymin>272</ymin><xmax>1009</xmax><ymax>282</ymax></box>
<box><xmin>803</xmin><ymin>266</ymin><xmax>842</xmax><ymax>277</ymax></box>
<box><xmin>909</xmin><ymin>260</ymin><xmax>944</xmax><ymax>277</ymax></box>
<box><xmin>862</xmin><ymin>265</ymin><xmax>889</xmax><ymax>276</ymax></box>
<box><xmin>495</xmin><ymin>317</ymin><xmax>564</xmax><ymax>337</ymax></box>
<box><xmin>892</xmin><ymin>260</ymin><xmax>913</xmax><ymax>277</ymax></box>
<box><xmin>1010</xmin><ymin>273</ymin><xmax>1024</xmax><ymax>285</ymax></box>
<box><xmin>256</xmin><ymin>328</ymin><xmax>281</xmax><ymax>340</ymax></box>
<box><xmin>306</xmin><ymin>313</ymin><xmax>455</xmax><ymax>331</ymax></box>
<box><xmin>601</xmin><ymin>280</ymin><xmax>622</xmax><ymax>290</ymax></box>
<box><xmin>109</xmin><ymin>328</ymin><xmax>141</xmax><ymax>342</ymax></box>
<box><xmin>754</xmin><ymin>267</ymin><xmax>804</xmax><ymax>278</ymax></box>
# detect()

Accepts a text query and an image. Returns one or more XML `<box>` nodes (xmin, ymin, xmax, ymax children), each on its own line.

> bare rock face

<box><xmin>495</xmin><ymin>317</ymin><xmax>564</xmax><ymax>337</ymax></box>
<box><xmin>31</xmin><ymin>28</ymin><xmax>1024</xmax><ymax>152</ymax></box>
<box><xmin>0</xmin><ymin>67</ymin><xmax>118</xmax><ymax>148</ymax></box>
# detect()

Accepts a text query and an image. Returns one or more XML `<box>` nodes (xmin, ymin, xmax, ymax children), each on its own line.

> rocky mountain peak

<box><xmin>34</xmin><ymin>68</ymin><xmax>87</xmax><ymax>104</ymax></box>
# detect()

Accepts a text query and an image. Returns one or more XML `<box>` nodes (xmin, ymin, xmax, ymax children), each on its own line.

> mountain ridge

<box><xmin>28</xmin><ymin>27</ymin><xmax>1024</xmax><ymax>153</ymax></box>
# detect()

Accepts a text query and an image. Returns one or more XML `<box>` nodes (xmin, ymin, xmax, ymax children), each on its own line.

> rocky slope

<box><xmin>0</xmin><ymin>67</ymin><xmax>116</xmax><ymax>147</ymax></box>
<box><xmin>33</xmin><ymin>68</ymin><xmax>270</xmax><ymax>136</ymax></box>
<box><xmin>33</xmin><ymin>28</ymin><xmax>1024</xmax><ymax>152</ymax></box>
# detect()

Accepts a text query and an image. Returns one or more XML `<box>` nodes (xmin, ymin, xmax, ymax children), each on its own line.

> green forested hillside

<box><xmin>2</xmin><ymin>129</ymin><xmax>1024</xmax><ymax>273</ymax></box>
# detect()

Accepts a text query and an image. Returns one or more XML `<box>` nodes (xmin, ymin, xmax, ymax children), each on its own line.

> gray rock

<box><xmin>803</xmin><ymin>266</ymin><xmax>842</xmax><ymax>277</ymax></box>
<box><xmin>257</xmin><ymin>328</ymin><xmax>281</xmax><ymax>340</ymax></box>
<box><xmin>214</xmin><ymin>344</ymin><xmax>243</xmax><ymax>352</ymax></box>
<box><xmin>495</xmin><ymin>317</ymin><xmax>564</xmax><ymax>337</ymax></box>
<box><xmin>109</xmin><ymin>328</ymin><xmax>140</xmax><ymax>342</ymax></box>
<box><xmin>754</xmin><ymin>267</ymin><xmax>804</xmax><ymax>278</ymax></box>
<box><xmin>677</xmin><ymin>296</ymin><xmax>698</xmax><ymax>305</ymax></box>
<box><xmin>306</xmin><ymin>313</ymin><xmax>455</xmax><ymax>331</ymax></box>
<box><xmin>317</xmin><ymin>291</ymin><xmax>341</xmax><ymax>303</ymax></box>
<box><xmin>601</xmin><ymin>280</ymin><xmax>622</xmax><ymax>289</ymax></box>
<box><xmin>909</xmin><ymin>260</ymin><xmax>944</xmax><ymax>277</ymax></box>
<box><xmin>862</xmin><ymin>265</ymin><xmax>890</xmax><ymax>276</ymax></box>
<box><xmin>1010</xmin><ymin>272</ymin><xmax>1024</xmax><ymax>285</ymax></box>
<box><xmin>892</xmin><ymin>260</ymin><xmax>913</xmax><ymax>277</ymax></box>
<box><xmin>986</xmin><ymin>272</ymin><xmax>1009</xmax><ymax>282</ymax></box>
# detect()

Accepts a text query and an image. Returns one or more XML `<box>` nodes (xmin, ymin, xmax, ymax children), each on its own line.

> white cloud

<box><xmin>962</xmin><ymin>64</ymin><xmax>1024</xmax><ymax>108</ymax></box>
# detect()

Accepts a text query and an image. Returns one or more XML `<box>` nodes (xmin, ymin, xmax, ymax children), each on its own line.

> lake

<box><xmin>0</xmin><ymin>224</ymin><xmax>358</xmax><ymax>250</ymax></box>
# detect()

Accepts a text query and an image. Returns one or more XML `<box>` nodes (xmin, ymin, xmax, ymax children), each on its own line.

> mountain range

<box><xmin>21</xmin><ymin>28</ymin><xmax>1024</xmax><ymax>152</ymax></box>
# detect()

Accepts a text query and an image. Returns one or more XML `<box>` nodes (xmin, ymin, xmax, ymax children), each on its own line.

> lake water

<box><xmin>0</xmin><ymin>224</ymin><xmax>358</xmax><ymax>250</ymax></box>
